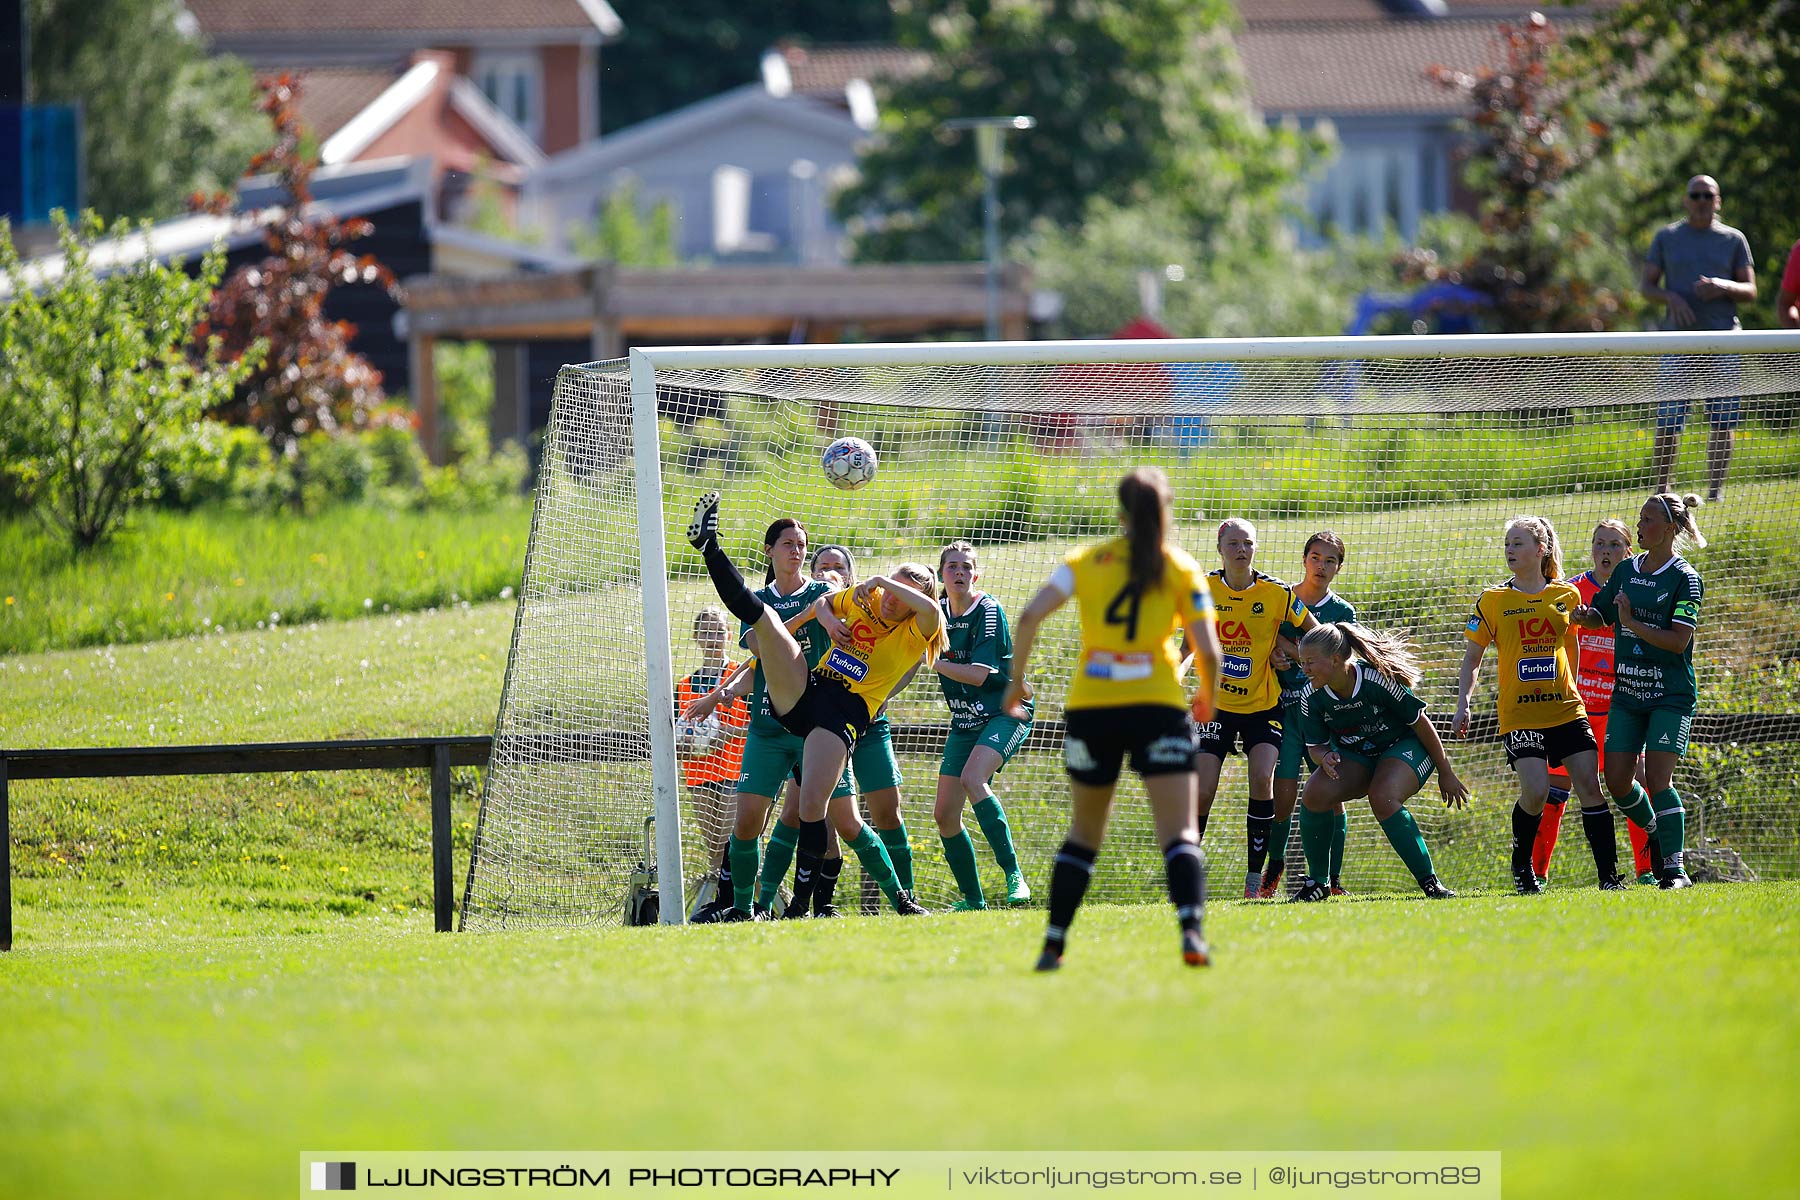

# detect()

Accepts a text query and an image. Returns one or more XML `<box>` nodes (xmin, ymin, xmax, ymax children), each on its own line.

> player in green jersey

<box><xmin>1264</xmin><ymin>532</ymin><xmax>1356</xmax><ymax>898</ymax></box>
<box><xmin>932</xmin><ymin>540</ymin><xmax>1033</xmax><ymax>911</ymax></box>
<box><xmin>1572</xmin><ymin>492</ymin><xmax>1707</xmax><ymax>889</ymax></box>
<box><xmin>1293</xmin><ymin>623</ymin><xmax>1468</xmax><ymax>901</ymax></box>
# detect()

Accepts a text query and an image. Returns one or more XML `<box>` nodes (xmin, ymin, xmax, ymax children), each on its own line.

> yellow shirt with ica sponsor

<box><xmin>814</xmin><ymin>587</ymin><xmax>931</xmax><ymax>719</ymax></box>
<box><xmin>1207</xmin><ymin>571</ymin><xmax>1307</xmax><ymax>713</ymax></box>
<box><xmin>1063</xmin><ymin>538</ymin><xmax>1214</xmax><ymax>711</ymax></box>
<box><xmin>1464</xmin><ymin>580</ymin><xmax>1586</xmax><ymax>733</ymax></box>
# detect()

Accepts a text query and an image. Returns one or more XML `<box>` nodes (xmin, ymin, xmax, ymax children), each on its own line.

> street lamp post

<box><xmin>944</xmin><ymin>116</ymin><xmax>1035</xmax><ymax>341</ymax></box>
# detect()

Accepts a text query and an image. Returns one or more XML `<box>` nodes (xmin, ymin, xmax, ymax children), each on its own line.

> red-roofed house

<box><xmin>183</xmin><ymin>1</ymin><xmax>619</xmax><ymax>157</ymax></box>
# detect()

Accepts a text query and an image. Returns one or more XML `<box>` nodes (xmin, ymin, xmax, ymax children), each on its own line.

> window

<box><xmin>474</xmin><ymin>53</ymin><xmax>542</xmax><ymax>144</ymax></box>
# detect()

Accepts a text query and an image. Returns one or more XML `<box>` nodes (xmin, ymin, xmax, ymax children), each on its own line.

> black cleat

<box><xmin>781</xmin><ymin>899</ymin><xmax>811</xmax><ymax>919</ymax></box>
<box><xmin>1598</xmin><ymin>873</ymin><xmax>1630</xmax><ymax>892</ymax></box>
<box><xmin>1513</xmin><ymin>869</ymin><xmax>1544</xmax><ymax>896</ymax></box>
<box><xmin>1289</xmin><ymin>879</ymin><xmax>1331</xmax><ymax>903</ymax></box>
<box><xmin>892</xmin><ymin>889</ymin><xmax>930</xmax><ymax>915</ymax></box>
<box><xmin>717</xmin><ymin>906</ymin><xmax>755</xmax><ymax>923</ymax></box>
<box><xmin>690</xmin><ymin>900</ymin><xmax>736</xmax><ymax>924</ymax></box>
<box><xmin>1658</xmin><ymin>871</ymin><xmax>1692</xmax><ymax>890</ymax></box>
<box><xmin>1420</xmin><ymin>875</ymin><xmax>1457</xmax><ymax>899</ymax></box>
<box><xmin>1181</xmin><ymin>928</ymin><xmax>1211</xmax><ymax>967</ymax></box>
<box><xmin>751</xmin><ymin>902</ymin><xmax>775</xmax><ymax>920</ymax></box>
<box><xmin>812</xmin><ymin>903</ymin><xmax>844</xmax><ymax>918</ymax></box>
<box><xmin>686</xmin><ymin>491</ymin><xmax>721</xmax><ymax>548</ymax></box>
<box><xmin>1034</xmin><ymin>945</ymin><xmax>1064</xmax><ymax>972</ymax></box>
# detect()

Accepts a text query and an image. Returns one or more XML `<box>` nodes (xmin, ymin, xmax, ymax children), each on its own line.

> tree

<box><xmin>1410</xmin><ymin>13</ymin><xmax>1626</xmax><ymax>333</ymax></box>
<box><xmin>193</xmin><ymin>77</ymin><xmax>400</xmax><ymax>451</ymax></box>
<box><xmin>1024</xmin><ymin>197</ymin><xmax>1403</xmax><ymax>339</ymax></box>
<box><xmin>568</xmin><ymin>180</ymin><xmax>680</xmax><ymax>265</ymax></box>
<box><xmin>836</xmin><ymin>0</ymin><xmax>1318</xmax><ymax>263</ymax></box>
<box><xmin>1565</xmin><ymin>0</ymin><xmax>1799</xmax><ymax>289</ymax></box>
<box><xmin>600</xmin><ymin>1</ymin><xmax>894</xmax><ymax>134</ymax></box>
<box><xmin>0</xmin><ymin>210</ymin><xmax>260</xmax><ymax>548</ymax></box>
<box><xmin>27</xmin><ymin>0</ymin><xmax>268</xmax><ymax>222</ymax></box>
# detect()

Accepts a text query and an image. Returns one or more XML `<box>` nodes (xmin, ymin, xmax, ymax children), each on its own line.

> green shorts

<box><xmin>939</xmin><ymin>714</ymin><xmax>1034</xmax><ymax>778</ymax></box>
<box><xmin>1605</xmin><ymin>701</ymin><xmax>1695</xmax><ymax>759</ymax></box>
<box><xmin>846</xmin><ymin>715</ymin><xmax>903</xmax><ymax>796</ymax></box>
<box><xmin>1335</xmin><ymin>735</ymin><xmax>1435</xmax><ymax>785</ymax></box>
<box><xmin>738</xmin><ymin>724</ymin><xmax>852</xmax><ymax>798</ymax></box>
<box><xmin>1274</xmin><ymin>699</ymin><xmax>1317</xmax><ymax>781</ymax></box>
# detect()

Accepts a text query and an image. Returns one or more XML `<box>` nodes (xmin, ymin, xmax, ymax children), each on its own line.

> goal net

<box><xmin>461</xmin><ymin>331</ymin><xmax>1800</xmax><ymax>929</ymax></box>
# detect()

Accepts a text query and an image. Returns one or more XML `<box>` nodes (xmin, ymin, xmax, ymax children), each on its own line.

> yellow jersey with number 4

<box><xmin>1063</xmin><ymin>538</ymin><xmax>1213</xmax><ymax>711</ymax></box>
<box><xmin>1463</xmin><ymin>579</ymin><xmax>1585</xmax><ymax>733</ymax></box>
<box><xmin>1206</xmin><ymin>571</ymin><xmax>1307</xmax><ymax>713</ymax></box>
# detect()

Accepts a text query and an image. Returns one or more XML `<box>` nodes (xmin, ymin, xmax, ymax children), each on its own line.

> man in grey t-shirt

<box><xmin>1642</xmin><ymin>174</ymin><xmax>1757</xmax><ymax>501</ymax></box>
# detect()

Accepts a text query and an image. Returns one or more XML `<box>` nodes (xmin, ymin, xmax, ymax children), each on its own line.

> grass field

<box><xmin>3</xmin><ymin>885</ymin><xmax>1796</xmax><ymax>1199</ymax></box>
<box><xmin>0</xmin><ymin>500</ymin><xmax>530</xmax><ymax>655</ymax></box>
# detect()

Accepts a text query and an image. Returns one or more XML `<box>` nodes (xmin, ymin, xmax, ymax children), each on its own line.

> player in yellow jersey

<box><xmin>1199</xmin><ymin>518</ymin><xmax>1317</xmax><ymax>898</ymax></box>
<box><xmin>1003</xmin><ymin>467</ymin><xmax>1222</xmax><ymax>971</ymax></box>
<box><xmin>1455</xmin><ymin>516</ymin><xmax>1626</xmax><ymax>894</ymax></box>
<box><xmin>686</xmin><ymin>491</ymin><xmax>946</xmax><ymax>916</ymax></box>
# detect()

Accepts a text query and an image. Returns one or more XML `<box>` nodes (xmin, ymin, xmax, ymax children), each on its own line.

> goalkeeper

<box><xmin>674</xmin><ymin>606</ymin><xmax>749</xmax><ymax>917</ymax></box>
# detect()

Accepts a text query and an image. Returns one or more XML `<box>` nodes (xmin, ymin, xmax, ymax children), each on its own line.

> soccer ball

<box><xmin>821</xmin><ymin>436</ymin><xmax>878</xmax><ymax>491</ymax></box>
<box><xmin>675</xmin><ymin>715</ymin><xmax>724</xmax><ymax>760</ymax></box>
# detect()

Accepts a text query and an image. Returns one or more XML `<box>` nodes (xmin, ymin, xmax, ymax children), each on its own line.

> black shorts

<box><xmin>1503</xmin><ymin>717</ymin><xmax>1597</xmax><ymax>770</ymax></box>
<box><xmin>1195</xmin><ymin>705</ymin><xmax>1284</xmax><ymax>759</ymax></box>
<box><xmin>1062</xmin><ymin>705</ymin><xmax>1198</xmax><ymax>787</ymax></box>
<box><xmin>774</xmin><ymin>672</ymin><xmax>871</xmax><ymax>750</ymax></box>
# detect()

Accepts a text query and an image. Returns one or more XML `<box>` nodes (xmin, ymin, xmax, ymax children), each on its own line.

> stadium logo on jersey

<box><xmin>1221</xmin><ymin>655</ymin><xmax>1253</xmax><ymax>679</ymax></box>
<box><xmin>824</xmin><ymin>647</ymin><xmax>869</xmax><ymax>681</ymax></box>
<box><xmin>1517</xmin><ymin>657</ymin><xmax>1558</xmax><ymax>682</ymax></box>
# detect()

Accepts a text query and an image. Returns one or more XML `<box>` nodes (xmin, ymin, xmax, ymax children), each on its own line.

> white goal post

<box><xmin>462</xmin><ymin>329</ymin><xmax>1800</xmax><ymax>931</ymax></box>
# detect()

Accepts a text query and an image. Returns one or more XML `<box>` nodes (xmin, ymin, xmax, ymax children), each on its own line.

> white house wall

<box><xmin>531</xmin><ymin>109</ymin><xmax>860</xmax><ymax>263</ymax></box>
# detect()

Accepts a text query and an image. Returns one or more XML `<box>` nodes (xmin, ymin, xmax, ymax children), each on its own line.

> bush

<box><xmin>145</xmin><ymin>422</ymin><xmax>275</xmax><ymax>509</ymax></box>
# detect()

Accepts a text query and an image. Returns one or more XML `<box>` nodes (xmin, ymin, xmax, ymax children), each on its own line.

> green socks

<box><xmin>877</xmin><ymin>824</ymin><xmax>915</xmax><ymax>893</ymax></box>
<box><xmin>1378</xmin><ymin>808</ymin><xmax>1436</xmax><ymax>883</ymax></box>
<box><xmin>849</xmin><ymin>826</ymin><xmax>901</xmax><ymax>900</ymax></box>
<box><xmin>756</xmin><ymin>821</ymin><xmax>799</xmax><ymax>908</ymax></box>
<box><xmin>729</xmin><ymin>834</ymin><xmax>761</xmax><ymax>913</ymax></box>
<box><xmin>972</xmin><ymin>795</ymin><xmax>1022</xmax><ymax>875</ymax></box>
<box><xmin>1298</xmin><ymin>805</ymin><xmax>1334</xmax><ymax>884</ymax></box>
<box><xmin>1614</xmin><ymin>781</ymin><xmax>1656</xmax><ymax>835</ymax></box>
<box><xmin>1269</xmin><ymin>816</ymin><xmax>1292</xmax><ymax>867</ymax></box>
<box><xmin>1331</xmin><ymin>810</ymin><xmax>1348</xmax><ymax>880</ymax></box>
<box><xmin>941</xmin><ymin>829</ymin><xmax>985</xmax><ymax>905</ymax></box>
<box><xmin>1651</xmin><ymin>787</ymin><xmax>1686</xmax><ymax>867</ymax></box>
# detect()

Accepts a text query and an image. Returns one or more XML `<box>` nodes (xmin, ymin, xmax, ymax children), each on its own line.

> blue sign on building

<box><xmin>0</xmin><ymin>103</ymin><xmax>82</xmax><ymax>224</ymax></box>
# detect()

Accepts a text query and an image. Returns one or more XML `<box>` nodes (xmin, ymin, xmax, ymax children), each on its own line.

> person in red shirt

<box><xmin>674</xmin><ymin>606</ymin><xmax>750</xmax><ymax>914</ymax></box>
<box><xmin>1533</xmin><ymin>520</ymin><xmax>1657</xmax><ymax>883</ymax></box>
<box><xmin>1778</xmin><ymin>238</ymin><xmax>1800</xmax><ymax>328</ymax></box>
